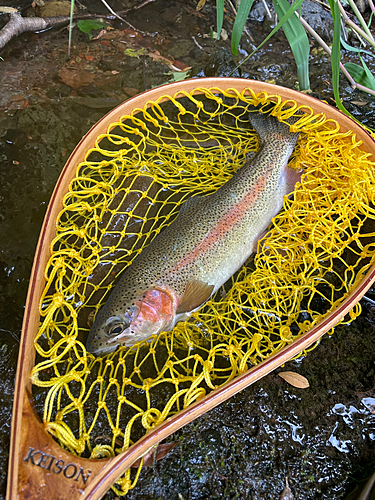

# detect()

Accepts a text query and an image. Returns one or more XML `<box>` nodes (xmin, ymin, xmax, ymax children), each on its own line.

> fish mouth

<box><xmin>87</xmin><ymin>339</ymin><xmax>119</xmax><ymax>356</ymax></box>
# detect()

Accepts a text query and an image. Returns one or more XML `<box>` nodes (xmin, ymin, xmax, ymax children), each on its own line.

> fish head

<box><xmin>86</xmin><ymin>288</ymin><xmax>176</xmax><ymax>356</ymax></box>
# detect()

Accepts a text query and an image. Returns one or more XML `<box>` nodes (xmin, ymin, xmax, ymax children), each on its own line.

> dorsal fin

<box><xmin>176</xmin><ymin>279</ymin><xmax>214</xmax><ymax>314</ymax></box>
<box><xmin>178</xmin><ymin>195</ymin><xmax>203</xmax><ymax>217</ymax></box>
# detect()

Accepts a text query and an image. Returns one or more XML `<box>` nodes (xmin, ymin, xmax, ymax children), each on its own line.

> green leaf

<box><xmin>273</xmin><ymin>0</ymin><xmax>310</xmax><ymax>90</ymax></box>
<box><xmin>231</xmin><ymin>0</ymin><xmax>254</xmax><ymax>55</ymax></box>
<box><xmin>77</xmin><ymin>19</ymin><xmax>108</xmax><ymax>39</ymax></box>
<box><xmin>216</xmin><ymin>0</ymin><xmax>224</xmax><ymax>40</ymax></box>
<box><xmin>345</xmin><ymin>61</ymin><xmax>375</xmax><ymax>90</ymax></box>
<box><xmin>231</xmin><ymin>0</ymin><xmax>304</xmax><ymax>76</ymax></box>
<box><xmin>340</xmin><ymin>37</ymin><xmax>374</xmax><ymax>58</ymax></box>
<box><xmin>327</xmin><ymin>0</ymin><xmax>351</xmax><ymax>115</ymax></box>
<box><xmin>358</xmin><ymin>53</ymin><xmax>375</xmax><ymax>90</ymax></box>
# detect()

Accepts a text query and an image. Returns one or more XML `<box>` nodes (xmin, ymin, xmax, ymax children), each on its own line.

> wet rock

<box><xmin>249</xmin><ymin>0</ymin><xmax>270</xmax><ymax>22</ymax></box>
<box><xmin>46</xmin><ymin>83</ymin><xmax>71</xmax><ymax>99</ymax></box>
<box><xmin>354</xmin><ymin>0</ymin><xmax>368</xmax><ymax>12</ymax></box>
<box><xmin>256</xmin><ymin>63</ymin><xmax>287</xmax><ymax>82</ymax></box>
<box><xmin>301</xmin><ymin>0</ymin><xmax>334</xmax><ymax>40</ymax></box>
<box><xmin>36</xmin><ymin>0</ymin><xmax>77</xmax><ymax>17</ymax></box>
<box><xmin>204</xmin><ymin>47</ymin><xmax>239</xmax><ymax>78</ymax></box>
<box><xmin>93</xmin><ymin>71</ymin><xmax>122</xmax><ymax>90</ymax></box>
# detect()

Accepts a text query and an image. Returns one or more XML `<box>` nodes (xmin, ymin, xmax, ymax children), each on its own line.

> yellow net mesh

<box><xmin>31</xmin><ymin>87</ymin><xmax>375</xmax><ymax>495</ymax></box>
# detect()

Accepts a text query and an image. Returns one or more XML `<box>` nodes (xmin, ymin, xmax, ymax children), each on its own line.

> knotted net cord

<box><xmin>31</xmin><ymin>87</ymin><xmax>375</xmax><ymax>495</ymax></box>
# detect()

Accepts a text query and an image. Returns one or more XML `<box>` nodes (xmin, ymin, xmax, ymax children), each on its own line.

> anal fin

<box><xmin>176</xmin><ymin>279</ymin><xmax>214</xmax><ymax>314</ymax></box>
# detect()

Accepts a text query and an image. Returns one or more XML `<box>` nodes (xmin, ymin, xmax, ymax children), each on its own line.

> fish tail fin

<box><xmin>248</xmin><ymin>110</ymin><xmax>300</xmax><ymax>145</ymax></box>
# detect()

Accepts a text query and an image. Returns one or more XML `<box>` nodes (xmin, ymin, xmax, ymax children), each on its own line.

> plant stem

<box><xmin>345</xmin><ymin>0</ymin><xmax>374</xmax><ymax>42</ymax></box>
<box><xmin>297</xmin><ymin>12</ymin><xmax>375</xmax><ymax>96</ymax></box>
<box><xmin>260</xmin><ymin>0</ymin><xmax>272</xmax><ymax>20</ymax></box>
<box><xmin>99</xmin><ymin>0</ymin><xmax>137</xmax><ymax>30</ymax></box>
<box><xmin>368</xmin><ymin>0</ymin><xmax>375</xmax><ymax>16</ymax></box>
<box><xmin>337</xmin><ymin>0</ymin><xmax>375</xmax><ymax>50</ymax></box>
<box><xmin>68</xmin><ymin>0</ymin><xmax>74</xmax><ymax>56</ymax></box>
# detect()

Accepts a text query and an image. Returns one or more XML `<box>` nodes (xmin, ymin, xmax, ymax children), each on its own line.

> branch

<box><xmin>0</xmin><ymin>9</ymin><xmax>66</xmax><ymax>50</ymax></box>
<box><xmin>0</xmin><ymin>1</ymin><xmax>156</xmax><ymax>52</ymax></box>
<box><xmin>98</xmin><ymin>0</ymin><xmax>136</xmax><ymax>30</ymax></box>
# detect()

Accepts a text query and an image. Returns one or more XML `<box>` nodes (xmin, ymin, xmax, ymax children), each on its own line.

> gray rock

<box><xmin>249</xmin><ymin>0</ymin><xmax>269</xmax><ymax>22</ymax></box>
<box><xmin>301</xmin><ymin>0</ymin><xmax>334</xmax><ymax>40</ymax></box>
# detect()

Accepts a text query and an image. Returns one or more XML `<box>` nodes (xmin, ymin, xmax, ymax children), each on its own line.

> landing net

<box><xmin>31</xmin><ymin>87</ymin><xmax>375</xmax><ymax>495</ymax></box>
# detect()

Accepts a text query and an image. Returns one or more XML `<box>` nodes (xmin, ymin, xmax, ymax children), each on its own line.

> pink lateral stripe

<box><xmin>174</xmin><ymin>171</ymin><xmax>272</xmax><ymax>270</ymax></box>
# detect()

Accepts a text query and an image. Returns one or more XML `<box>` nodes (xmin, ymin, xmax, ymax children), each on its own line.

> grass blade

<box><xmin>340</xmin><ymin>36</ymin><xmax>374</xmax><ymax>58</ymax></box>
<box><xmin>216</xmin><ymin>0</ymin><xmax>224</xmax><ymax>40</ymax></box>
<box><xmin>68</xmin><ymin>0</ymin><xmax>74</xmax><ymax>56</ymax></box>
<box><xmin>231</xmin><ymin>0</ymin><xmax>255</xmax><ymax>55</ymax></box>
<box><xmin>328</xmin><ymin>0</ymin><xmax>351</xmax><ymax>115</ymax></box>
<box><xmin>231</xmin><ymin>0</ymin><xmax>305</xmax><ymax>74</ymax></box>
<box><xmin>273</xmin><ymin>0</ymin><xmax>310</xmax><ymax>90</ymax></box>
<box><xmin>345</xmin><ymin>61</ymin><xmax>375</xmax><ymax>89</ymax></box>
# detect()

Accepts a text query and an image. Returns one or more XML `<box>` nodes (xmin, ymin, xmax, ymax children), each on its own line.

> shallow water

<box><xmin>1</xmin><ymin>0</ymin><xmax>375</xmax><ymax>498</ymax></box>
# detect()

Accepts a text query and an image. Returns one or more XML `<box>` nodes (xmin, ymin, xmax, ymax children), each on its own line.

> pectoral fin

<box><xmin>285</xmin><ymin>166</ymin><xmax>303</xmax><ymax>194</ymax></box>
<box><xmin>176</xmin><ymin>279</ymin><xmax>214</xmax><ymax>314</ymax></box>
<box><xmin>253</xmin><ymin>228</ymin><xmax>269</xmax><ymax>253</ymax></box>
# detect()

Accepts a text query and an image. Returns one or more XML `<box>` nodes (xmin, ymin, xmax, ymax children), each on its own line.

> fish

<box><xmin>86</xmin><ymin>110</ymin><xmax>301</xmax><ymax>356</ymax></box>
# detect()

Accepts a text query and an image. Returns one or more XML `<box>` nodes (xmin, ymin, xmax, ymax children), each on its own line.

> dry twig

<box><xmin>0</xmin><ymin>2</ymin><xmax>155</xmax><ymax>52</ymax></box>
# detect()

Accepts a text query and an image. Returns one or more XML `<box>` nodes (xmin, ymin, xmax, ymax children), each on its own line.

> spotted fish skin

<box><xmin>86</xmin><ymin>112</ymin><xmax>301</xmax><ymax>355</ymax></box>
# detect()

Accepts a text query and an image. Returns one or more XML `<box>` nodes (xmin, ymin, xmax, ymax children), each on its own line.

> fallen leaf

<box><xmin>0</xmin><ymin>7</ymin><xmax>18</xmax><ymax>13</ymax></box>
<box><xmin>131</xmin><ymin>442</ymin><xmax>177</xmax><ymax>468</ymax></box>
<box><xmin>278</xmin><ymin>371</ymin><xmax>309</xmax><ymax>389</ymax></box>
<box><xmin>124</xmin><ymin>47</ymin><xmax>148</xmax><ymax>58</ymax></box>
<box><xmin>165</xmin><ymin>70</ymin><xmax>191</xmax><ymax>82</ymax></box>
<box><xmin>279</xmin><ymin>477</ymin><xmax>294</xmax><ymax>500</ymax></box>
<box><xmin>186</xmin><ymin>5</ymin><xmax>207</xmax><ymax>17</ymax></box>
<box><xmin>168</xmin><ymin>63</ymin><xmax>192</xmax><ymax>72</ymax></box>
<box><xmin>196</xmin><ymin>0</ymin><xmax>207</xmax><ymax>10</ymax></box>
<box><xmin>220</xmin><ymin>28</ymin><xmax>229</xmax><ymax>41</ymax></box>
<box><xmin>85</xmin><ymin>55</ymin><xmax>95</xmax><ymax>61</ymax></box>
<box><xmin>147</xmin><ymin>50</ymin><xmax>189</xmax><ymax>72</ymax></box>
<box><xmin>171</xmin><ymin>60</ymin><xmax>191</xmax><ymax>71</ymax></box>
<box><xmin>351</xmin><ymin>101</ymin><xmax>368</xmax><ymax>106</ymax></box>
<box><xmin>148</xmin><ymin>49</ymin><xmax>171</xmax><ymax>63</ymax></box>
<box><xmin>58</xmin><ymin>67</ymin><xmax>94</xmax><ymax>89</ymax></box>
<box><xmin>91</xmin><ymin>29</ymin><xmax>109</xmax><ymax>41</ymax></box>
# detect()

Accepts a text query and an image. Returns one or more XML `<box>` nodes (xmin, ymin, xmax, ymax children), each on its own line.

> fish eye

<box><xmin>109</xmin><ymin>325</ymin><xmax>123</xmax><ymax>335</ymax></box>
<box><xmin>104</xmin><ymin>316</ymin><xmax>130</xmax><ymax>338</ymax></box>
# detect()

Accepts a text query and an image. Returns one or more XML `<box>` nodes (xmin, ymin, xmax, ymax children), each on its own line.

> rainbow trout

<box><xmin>86</xmin><ymin>111</ymin><xmax>301</xmax><ymax>355</ymax></box>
